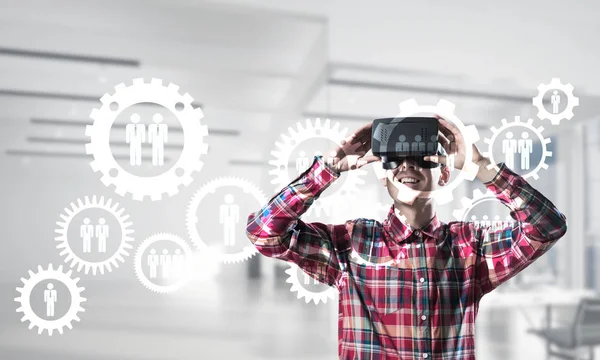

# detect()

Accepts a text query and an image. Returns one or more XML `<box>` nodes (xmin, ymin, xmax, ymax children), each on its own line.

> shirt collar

<box><xmin>382</xmin><ymin>204</ymin><xmax>442</xmax><ymax>243</ymax></box>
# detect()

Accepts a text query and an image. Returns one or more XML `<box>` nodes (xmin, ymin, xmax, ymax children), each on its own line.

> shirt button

<box><xmin>415</xmin><ymin>230</ymin><xmax>421</xmax><ymax>237</ymax></box>
<box><xmin>421</xmin><ymin>315</ymin><xmax>427</xmax><ymax>320</ymax></box>
<box><xmin>420</xmin><ymin>278</ymin><xmax>425</xmax><ymax>283</ymax></box>
<box><xmin>423</xmin><ymin>354</ymin><xmax>428</xmax><ymax>358</ymax></box>
<box><xmin>416</xmin><ymin>243</ymin><xmax>421</xmax><ymax>248</ymax></box>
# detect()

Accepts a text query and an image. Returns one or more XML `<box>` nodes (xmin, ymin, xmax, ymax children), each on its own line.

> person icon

<box><xmin>426</xmin><ymin>134</ymin><xmax>438</xmax><ymax>154</ymax></box>
<box><xmin>518</xmin><ymin>132</ymin><xmax>533</xmax><ymax>170</ymax></box>
<box><xmin>326</xmin><ymin>150</ymin><xmax>338</xmax><ymax>168</ymax></box>
<box><xmin>410</xmin><ymin>135</ymin><xmax>426</xmax><ymax>155</ymax></box>
<box><xmin>502</xmin><ymin>132</ymin><xmax>518</xmax><ymax>169</ymax></box>
<box><xmin>295</xmin><ymin>150</ymin><xmax>310</xmax><ymax>174</ymax></box>
<box><xmin>303</xmin><ymin>272</ymin><xmax>319</xmax><ymax>286</ymax></box>
<box><xmin>148</xmin><ymin>113</ymin><xmax>168</xmax><ymax>166</ymax></box>
<box><xmin>395</xmin><ymin>134</ymin><xmax>410</xmax><ymax>153</ymax></box>
<box><xmin>125</xmin><ymin>113</ymin><xmax>145</xmax><ymax>166</ymax></box>
<box><xmin>171</xmin><ymin>248</ymin><xmax>186</xmax><ymax>279</ymax></box>
<box><xmin>551</xmin><ymin>90</ymin><xmax>561</xmax><ymax>114</ymax></box>
<box><xmin>471</xmin><ymin>215</ymin><xmax>480</xmax><ymax>229</ymax></box>
<box><xmin>44</xmin><ymin>283</ymin><xmax>58</xmax><ymax>317</ymax></box>
<box><xmin>80</xmin><ymin>217</ymin><xmax>94</xmax><ymax>253</ymax></box>
<box><xmin>220</xmin><ymin>194</ymin><xmax>240</xmax><ymax>247</ymax></box>
<box><xmin>481</xmin><ymin>215</ymin><xmax>491</xmax><ymax>228</ymax></box>
<box><xmin>492</xmin><ymin>215</ymin><xmax>503</xmax><ymax>230</ymax></box>
<box><xmin>159</xmin><ymin>249</ymin><xmax>172</xmax><ymax>279</ymax></box>
<box><xmin>147</xmin><ymin>248</ymin><xmax>159</xmax><ymax>279</ymax></box>
<box><xmin>95</xmin><ymin>217</ymin><xmax>109</xmax><ymax>253</ymax></box>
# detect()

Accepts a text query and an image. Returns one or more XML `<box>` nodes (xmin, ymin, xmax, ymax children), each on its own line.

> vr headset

<box><xmin>371</xmin><ymin>117</ymin><xmax>444</xmax><ymax>170</ymax></box>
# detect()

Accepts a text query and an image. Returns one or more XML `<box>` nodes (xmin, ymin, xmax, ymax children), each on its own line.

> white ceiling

<box><xmin>0</xmin><ymin>0</ymin><xmax>598</xmax><ymax>170</ymax></box>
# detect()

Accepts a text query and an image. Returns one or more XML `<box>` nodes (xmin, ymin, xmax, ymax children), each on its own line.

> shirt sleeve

<box><xmin>245</xmin><ymin>155</ymin><xmax>349</xmax><ymax>288</ymax></box>
<box><xmin>475</xmin><ymin>162</ymin><xmax>568</xmax><ymax>296</ymax></box>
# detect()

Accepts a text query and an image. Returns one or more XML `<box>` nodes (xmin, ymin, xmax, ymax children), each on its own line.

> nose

<box><xmin>399</xmin><ymin>157</ymin><xmax>419</xmax><ymax>170</ymax></box>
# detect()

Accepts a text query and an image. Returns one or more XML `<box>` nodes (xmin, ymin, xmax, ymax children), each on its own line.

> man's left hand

<box><xmin>423</xmin><ymin>116</ymin><xmax>488</xmax><ymax>170</ymax></box>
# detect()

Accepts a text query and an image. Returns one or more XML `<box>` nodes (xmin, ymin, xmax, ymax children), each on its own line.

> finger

<box><xmin>357</xmin><ymin>155</ymin><xmax>382</xmax><ymax>168</ymax></box>
<box><xmin>423</xmin><ymin>155</ymin><xmax>446</xmax><ymax>165</ymax></box>
<box><xmin>437</xmin><ymin>117</ymin><xmax>462</xmax><ymax>140</ymax></box>
<box><xmin>437</xmin><ymin>131</ymin><xmax>451</xmax><ymax>147</ymax></box>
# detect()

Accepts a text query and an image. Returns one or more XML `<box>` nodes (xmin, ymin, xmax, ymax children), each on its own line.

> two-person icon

<box><xmin>502</xmin><ymin>131</ymin><xmax>533</xmax><ymax>170</ymax></box>
<box><xmin>125</xmin><ymin>113</ymin><xmax>169</xmax><ymax>167</ymax></box>
<box><xmin>80</xmin><ymin>217</ymin><xmax>109</xmax><ymax>253</ymax></box>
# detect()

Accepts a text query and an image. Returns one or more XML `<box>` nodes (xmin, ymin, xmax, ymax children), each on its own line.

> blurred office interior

<box><xmin>1</xmin><ymin>1</ymin><xmax>600</xmax><ymax>359</ymax></box>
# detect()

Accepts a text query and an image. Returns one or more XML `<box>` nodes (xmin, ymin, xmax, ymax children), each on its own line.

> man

<box><xmin>246</xmin><ymin>117</ymin><xmax>567</xmax><ymax>360</ymax></box>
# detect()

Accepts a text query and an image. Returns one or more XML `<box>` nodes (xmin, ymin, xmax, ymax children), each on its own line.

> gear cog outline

<box><xmin>481</xmin><ymin>116</ymin><xmax>552</xmax><ymax>180</ymax></box>
<box><xmin>15</xmin><ymin>264</ymin><xmax>86</xmax><ymax>336</ymax></box>
<box><xmin>284</xmin><ymin>262</ymin><xmax>336</xmax><ymax>305</ymax></box>
<box><xmin>133</xmin><ymin>233</ymin><xmax>194</xmax><ymax>294</ymax></box>
<box><xmin>186</xmin><ymin>176</ymin><xmax>266</xmax><ymax>264</ymax></box>
<box><xmin>532</xmin><ymin>78</ymin><xmax>579</xmax><ymax>125</ymax></box>
<box><xmin>85</xmin><ymin>78</ymin><xmax>209</xmax><ymax>201</ymax></box>
<box><xmin>269</xmin><ymin>118</ymin><xmax>367</xmax><ymax>217</ymax></box>
<box><xmin>55</xmin><ymin>196</ymin><xmax>135</xmax><ymax>275</ymax></box>
<box><xmin>372</xmin><ymin>99</ymin><xmax>480</xmax><ymax>205</ymax></box>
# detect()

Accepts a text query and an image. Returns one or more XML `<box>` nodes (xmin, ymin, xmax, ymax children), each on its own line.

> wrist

<box><xmin>475</xmin><ymin>157</ymin><xmax>498</xmax><ymax>184</ymax></box>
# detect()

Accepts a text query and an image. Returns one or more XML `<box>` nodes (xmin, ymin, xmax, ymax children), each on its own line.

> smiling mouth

<box><xmin>393</xmin><ymin>177</ymin><xmax>421</xmax><ymax>185</ymax></box>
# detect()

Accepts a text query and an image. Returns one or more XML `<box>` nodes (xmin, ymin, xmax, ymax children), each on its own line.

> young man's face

<box><xmin>380</xmin><ymin>158</ymin><xmax>451</xmax><ymax>204</ymax></box>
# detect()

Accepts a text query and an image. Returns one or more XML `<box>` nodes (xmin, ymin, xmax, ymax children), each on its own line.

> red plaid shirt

<box><xmin>246</xmin><ymin>156</ymin><xmax>567</xmax><ymax>360</ymax></box>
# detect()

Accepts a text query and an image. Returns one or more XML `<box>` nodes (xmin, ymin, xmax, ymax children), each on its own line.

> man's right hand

<box><xmin>326</xmin><ymin>122</ymin><xmax>381</xmax><ymax>173</ymax></box>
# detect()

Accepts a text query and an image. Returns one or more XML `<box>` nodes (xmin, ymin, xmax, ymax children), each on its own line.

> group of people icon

<box><xmin>220</xmin><ymin>194</ymin><xmax>240</xmax><ymax>247</ymax></box>
<box><xmin>394</xmin><ymin>134</ymin><xmax>456</xmax><ymax>170</ymax></box>
<box><xmin>43</xmin><ymin>283</ymin><xmax>58</xmax><ymax>317</ymax></box>
<box><xmin>147</xmin><ymin>248</ymin><xmax>186</xmax><ymax>280</ymax></box>
<box><xmin>125</xmin><ymin>113</ymin><xmax>169</xmax><ymax>167</ymax></box>
<box><xmin>296</xmin><ymin>150</ymin><xmax>337</xmax><ymax>174</ymax></box>
<box><xmin>470</xmin><ymin>215</ymin><xmax>516</xmax><ymax>230</ymax></box>
<box><xmin>80</xmin><ymin>217</ymin><xmax>109</xmax><ymax>253</ymax></box>
<box><xmin>502</xmin><ymin>131</ymin><xmax>533</xmax><ymax>170</ymax></box>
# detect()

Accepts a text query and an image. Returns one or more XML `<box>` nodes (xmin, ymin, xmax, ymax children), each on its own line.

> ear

<box><xmin>438</xmin><ymin>165</ymin><xmax>450</xmax><ymax>186</ymax></box>
<box><xmin>380</xmin><ymin>177</ymin><xmax>388</xmax><ymax>187</ymax></box>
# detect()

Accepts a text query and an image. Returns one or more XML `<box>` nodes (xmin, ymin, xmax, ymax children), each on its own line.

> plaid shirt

<box><xmin>246</xmin><ymin>156</ymin><xmax>567</xmax><ymax>360</ymax></box>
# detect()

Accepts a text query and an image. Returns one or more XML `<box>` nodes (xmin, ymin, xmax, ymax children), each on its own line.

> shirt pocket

<box><xmin>354</xmin><ymin>264</ymin><xmax>410</xmax><ymax>316</ymax></box>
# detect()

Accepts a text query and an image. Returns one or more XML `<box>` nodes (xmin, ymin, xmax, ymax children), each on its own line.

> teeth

<box><xmin>400</xmin><ymin>178</ymin><xmax>419</xmax><ymax>184</ymax></box>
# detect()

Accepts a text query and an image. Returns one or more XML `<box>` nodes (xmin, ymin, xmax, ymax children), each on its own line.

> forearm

<box><xmin>246</xmin><ymin>156</ymin><xmax>338</xmax><ymax>242</ymax></box>
<box><xmin>475</xmin><ymin>157</ymin><xmax>500</xmax><ymax>184</ymax></box>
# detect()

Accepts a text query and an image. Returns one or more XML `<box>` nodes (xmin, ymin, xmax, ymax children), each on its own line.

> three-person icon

<box><xmin>147</xmin><ymin>247</ymin><xmax>187</xmax><ymax>280</ymax></box>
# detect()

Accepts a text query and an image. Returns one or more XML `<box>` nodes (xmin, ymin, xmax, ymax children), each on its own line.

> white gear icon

<box><xmin>15</xmin><ymin>264</ymin><xmax>86</xmax><ymax>336</ymax></box>
<box><xmin>284</xmin><ymin>262</ymin><xmax>336</xmax><ymax>305</ymax></box>
<box><xmin>55</xmin><ymin>196</ymin><xmax>135</xmax><ymax>275</ymax></box>
<box><xmin>532</xmin><ymin>78</ymin><xmax>579</xmax><ymax>125</ymax></box>
<box><xmin>186</xmin><ymin>176</ymin><xmax>265</xmax><ymax>264</ymax></box>
<box><xmin>134</xmin><ymin>233</ymin><xmax>194</xmax><ymax>294</ymax></box>
<box><xmin>85</xmin><ymin>78</ymin><xmax>209</xmax><ymax>201</ymax></box>
<box><xmin>373</xmin><ymin>99</ymin><xmax>480</xmax><ymax>205</ymax></box>
<box><xmin>482</xmin><ymin>116</ymin><xmax>552</xmax><ymax>180</ymax></box>
<box><xmin>269</xmin><ymin>118</ymin><xmax>367</xmax><ymax>217</ymax></box>
<box><xmin>452</xmin><ymin>188</ymin><xmax>523</xmax><ymax>226</ymax></box>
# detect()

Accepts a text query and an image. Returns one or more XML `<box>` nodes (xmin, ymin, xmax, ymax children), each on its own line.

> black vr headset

<box><xmin>371</xmin><ymin>116</ymin><xmax>445</xmax><ymax>170</ymax></box>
